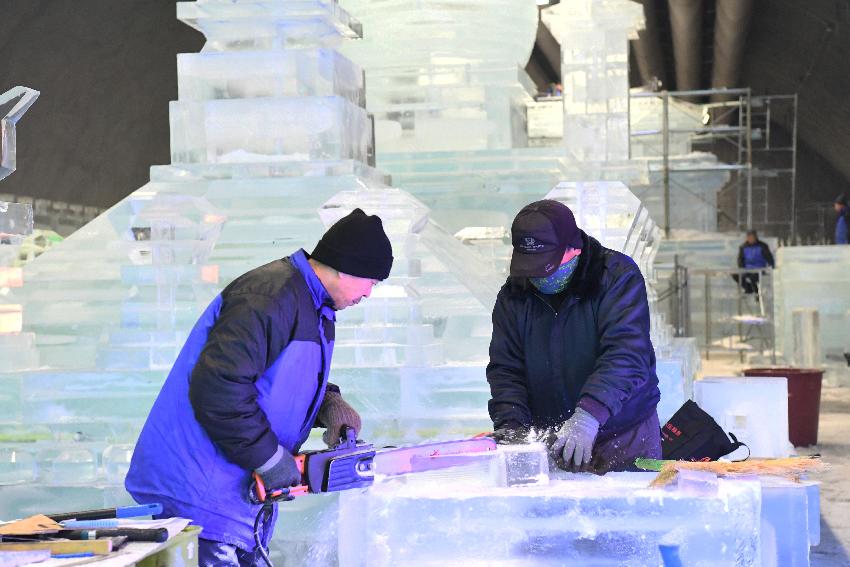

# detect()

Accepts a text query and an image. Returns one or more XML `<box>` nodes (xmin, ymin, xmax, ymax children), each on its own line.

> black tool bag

<box><xmin>661</xmin><ymin>400</ymin><xmax>749</xmax><ymax>461</ymax></box>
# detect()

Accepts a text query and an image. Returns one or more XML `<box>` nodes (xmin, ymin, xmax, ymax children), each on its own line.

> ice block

<box><xmin>339</xmin><ymin>471</ymin><xmax>761</xmax><ymax>566</ymax></box>
<box><xmin>694</xmin><ymin>376</ymin><xmax>791</xmax><ymax>458</ymax></box>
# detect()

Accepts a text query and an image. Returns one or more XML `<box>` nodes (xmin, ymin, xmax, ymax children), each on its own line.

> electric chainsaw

<box><xmin>248</xmin><ymin>427</ymin><xmax>497</xmax><ymax>567</ymax></box>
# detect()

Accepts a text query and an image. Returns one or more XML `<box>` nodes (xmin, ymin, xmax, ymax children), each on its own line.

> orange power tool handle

<box><xmin>252</xmin><ymin>454</ymin><xmax>310</xmax><ymax>502</ymax></box>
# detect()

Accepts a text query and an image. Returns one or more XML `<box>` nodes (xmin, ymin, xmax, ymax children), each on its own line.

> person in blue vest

<box><xmin>736</xmin><ymin>230</ymin><xmax>774</xmax><ymax>294</ymax></box>
<box><xmin>487</xmin><ymin>200</ymin><xmax>661</xmax><ymax>473</ymax></box>
<box><xmin>835</xmin><ymin>194</ymin><xmax>850</xmax><ymax>245</ymax></box>
<box><xmin>125</xmin><ymin>209</ymin><xmax>393</xmax><ymax>567</ymax></box>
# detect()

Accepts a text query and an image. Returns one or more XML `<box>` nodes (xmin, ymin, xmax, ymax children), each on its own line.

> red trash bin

<box><xmin>744</xmin><ymin>367</ymin><xmax>824</xmax><ymax>447</ymax></box>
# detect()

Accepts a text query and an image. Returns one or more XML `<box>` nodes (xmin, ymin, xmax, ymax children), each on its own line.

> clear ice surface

<box><xmin>339</xmin><ymin>466</ymin><xmax>761</xmax><ymax>567</ymax></box>
<box><xmin>694</xmin><ymin>376</ymin><xmax>791</xmax><ymax>458</ymax></box>
<box><xmin>775</xmin><ymin>245</ymin><xmax>850</xmax><ymax>362</ymax></box>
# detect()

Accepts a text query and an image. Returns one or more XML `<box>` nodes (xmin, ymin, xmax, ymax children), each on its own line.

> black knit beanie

<box><xmin>311</xmin><ymin>208</ymin><xmax>394</xmax><ymax>280</ymax></box>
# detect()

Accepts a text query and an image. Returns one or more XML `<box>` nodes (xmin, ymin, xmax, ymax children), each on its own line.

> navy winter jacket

<box><xmin>125</xmin><ymin>250</ymin><xmax>337</xmax><ymax>550</ymax></box>
<box><xmin>487</xmin><ymin>233</ymin><xmax>660</xmax><ymax>439</ymax></box>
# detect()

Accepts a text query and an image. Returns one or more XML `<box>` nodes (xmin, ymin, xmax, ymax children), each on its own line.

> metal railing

<box><xmin>655</xmin><ymin>263</ymin><xmax>777</xmax><ymax>362</ymax></box>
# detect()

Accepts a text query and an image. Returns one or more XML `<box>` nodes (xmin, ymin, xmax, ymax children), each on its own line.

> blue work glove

<box><xmin>551</xmin><ymin>408</ymin><xmax>600</xmax><ymax>470</ymax></box>
<box><xmin>254</xmin><ymin>446</ymin><xmax>301</xmax><ymax>493</ymax></box>
<box><xmin>317</xmin><ymin>391</ymin><xmax>362</xmax><ymax>447</ymax></box>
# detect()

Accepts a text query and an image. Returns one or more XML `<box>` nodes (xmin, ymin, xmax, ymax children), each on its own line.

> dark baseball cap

<box><xmin>510</xmin><ymin>200</ymin><xmax>583</xmax><ymax>277</ymax></box>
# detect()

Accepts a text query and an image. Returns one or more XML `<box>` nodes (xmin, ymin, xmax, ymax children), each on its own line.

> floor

<box><xmin>810</xmin><ymin>387</ymin><xmax>850</xmax><ymax>566</ymax></box>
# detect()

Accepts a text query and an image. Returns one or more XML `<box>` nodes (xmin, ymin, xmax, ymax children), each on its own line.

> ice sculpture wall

<box><xmin>775</xmin><ymin>245</ymin><xmax>850</xmax><ymax>364</ymax></box>
<box><xmin>0</xmin><ymin>3</ymin><xmax>503</xmax><ymax>564</ymax></box>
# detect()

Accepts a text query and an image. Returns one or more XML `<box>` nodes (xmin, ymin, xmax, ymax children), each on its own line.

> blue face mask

<box><xmin>530</xmin><ymin>255</ymin><xmax>580</xmax><ymax>294</ymax></box>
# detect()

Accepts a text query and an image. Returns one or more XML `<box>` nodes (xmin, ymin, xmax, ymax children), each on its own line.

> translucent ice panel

<box><xmin>339</xmin><ymin>0</ymin><xmax>538</xmax><ymax>69</ymax></box>
<box><xmin>694</xmin><ymin>376</ymin><xmax>791</xmax><ymax>458</ymax></box>
<box><xmin>0</xmin><ymin>87</ymin><xmax>40</xmax><ymax>182</ymax></box>
<box><xmin>170</xmin><ymin>97</ymin><xmax>372</xmax><ymax>164</ymax></box>
<box><xmin>0</xmin><ymin>331</ymin><xmax>39</xmax><ymax>370</ymax></box>
<box><xmin>339</xmin><ymin>0</ymin><xmax>537</xmax><ymax>152</ymax></box>
<box><xmin>0</xmin><ymin>201</ymin><xmax>33</xmax><ymax>244</ymax></box>
<box><xmin>150</xmin><ymin>159</ymin><xmax>389</xmax><ymax>186</ymax></box>
<box><xmin>792</xmin><ymin>308</ymin><xmax>820</xmax><ymax>368</ymax></box>
<box><xmin>774</xmin><ymin>245</ymin><xmax>850</xmax><ymax>361</ymax></box>
<box><xmin>177</xmin><ymin>49</ymin><xmax>364</xmax><ymax>107</ymax></box>
<box><xmin>760</xmin><ymin>478</ymin><xmax>818</xmax><ymax>567</ymax></box>
<box><xmin>177</xmin><ymin>0</ymin><xmax>362</xmax><ymax>51</ymax></box>
<box><xmin>339</xmin><ymin>472</ymin><xmax>761</xmax><ymax>566</ymax></box>
<box><xmin>545</xmin><ymin>0</ymin><xmax>643</xmax><ymax>162</ymax></box>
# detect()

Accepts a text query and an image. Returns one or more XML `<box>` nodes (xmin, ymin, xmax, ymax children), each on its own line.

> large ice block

<box><xmin>170</xmin><ymin>97</ymin><xmax>372</xmax><ymax>164</ymax></box>
<box><xmin>339</xmin><ymin>470</ymin><xmax>761</xmax><ymax>566</ymax></box>
<box><xmin>177</xmin><ymin>49</ymin><xmax>365</xmax><ymax>107</ymax></box>
<box><xmin>177</xmin><ymin>0</ymin><xmax>363</xmax><ymax>51</ymax></box>
<box><xmin>792</xmin><ymin>308</ymin><xmax>820</xmax><ymax>369</ymax></box>
<box><xmin>775</xmin><ymin>245</ymin><xmax>850</xmax><ymax>362</ymax></box>
<box><xmin>760</xmin><ymin>477</ymin><xmax>819</xmax><ymax>567</ymax></box>
<box><xmin>694</xmin><ymin>376</ymin><xmax>791</xmax><ymax>458</ymax></box>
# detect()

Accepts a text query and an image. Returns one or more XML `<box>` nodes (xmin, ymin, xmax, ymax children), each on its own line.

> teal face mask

<box><xmin>530</xmin><ymin>255</ymin><xmax>580</xmax><ymax>294</ymax></box>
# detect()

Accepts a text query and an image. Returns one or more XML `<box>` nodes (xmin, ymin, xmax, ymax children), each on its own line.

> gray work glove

<box><xmin>255</xmin><ymin>445</ymin><xmax>301</xmax><ymax>492</ymax></box>
<box><xmin>317</xmin><ymin>391</ymin><xmax>362</xmax><ymax>447</ymax></box>
<box><xmin>551</xmin><ymin>408</ymin><xmax>600</xmax><ymax>470</ymax></box>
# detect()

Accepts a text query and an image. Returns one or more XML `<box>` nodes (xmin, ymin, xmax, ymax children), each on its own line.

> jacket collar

<box><xmin>568</xmin><ymin>231</ymin><xmax>605</xmax><ymax>298</ymax></box>
<box><xmin>290</xmin><ymin>249</ymin><xmax>333</xmax><ymax>311</ymax></box>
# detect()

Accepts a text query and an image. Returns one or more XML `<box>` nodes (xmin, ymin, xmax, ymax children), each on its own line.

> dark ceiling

<box><xmin>629</xmin><ymin>0</ymin><xmax>850</xmax><ymax>192</ymax></box>
<box><xmin>626</xmin><ymin>0</ymin><xmax>850</xmax><ymax>238</ymax></box>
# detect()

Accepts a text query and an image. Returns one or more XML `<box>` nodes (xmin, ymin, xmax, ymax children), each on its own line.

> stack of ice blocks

<box><xmin>334</xmin><ymin>0</ymin><xmax>574</xmax><ymax>235</ymax></box>
<box><xmin>774</xmin><ymin>245</ymin><xmax>850</xmax><ymax>365</ymax></box>
<box><xmin>0</xmin><ymin>201</ymin><xmax>38</xmax><ymax>373</ymax></box>
<box><xmin>339</xmin><ymin>0</ymin><xmax>539</xmax><ymax>153</ymax></box>
<box><xmin>549</xmin><ymin>0</ymin><xmax>643</xmax><ymax>162</ymax></box>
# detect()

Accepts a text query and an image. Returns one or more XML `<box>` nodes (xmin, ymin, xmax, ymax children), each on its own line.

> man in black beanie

<box><xmin>126</xmin><ymin>208</ymin><xmax>393</xmax><ymax>566</ymax></box>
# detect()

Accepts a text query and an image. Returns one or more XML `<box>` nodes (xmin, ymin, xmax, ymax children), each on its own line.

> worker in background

<box><xmin>125</xmin><ymin>209</ymin><xmax>393</xmax><ymax>567</ymax></box>
<box><xmin>736</xmin><ymin>230</ymin><xmax>774</xmax><ymax>295</ymax></box>
<box><xmin>835</xmin><ymin>194</ymin><xmax>849</xmax><ymax>244</ymax></box>
<box><xmin>487</xmin><ymin>200</ymin><xmax>661</xmax><ymax>473</ymax></box>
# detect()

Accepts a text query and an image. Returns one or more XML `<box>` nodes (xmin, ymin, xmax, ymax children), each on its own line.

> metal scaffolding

<box><xmin>629</xmin><ymin>88</ymin><xmax>799</xmax><ymax>241</ymax></box>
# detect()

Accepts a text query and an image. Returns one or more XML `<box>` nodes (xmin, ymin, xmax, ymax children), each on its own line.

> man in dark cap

<box><xmin>126</xmin><ymin>208</ymin><xmax>393</xmax><ymax>566</ymax></box>
<box><xmin>487</xmin><ymin>199</ymin><xmax>661</xmax><ymax>473</ymax></box>
<box><xmin>835</xmin><ymin>194</ymin><xmax>849</xmax><ymax>245</ymax></box>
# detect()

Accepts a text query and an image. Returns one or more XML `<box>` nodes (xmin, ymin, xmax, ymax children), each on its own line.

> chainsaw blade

<box><xmin>374</xmin><ymin>437</ymin><xmax>498</xmax><ymax>477</ymax></box>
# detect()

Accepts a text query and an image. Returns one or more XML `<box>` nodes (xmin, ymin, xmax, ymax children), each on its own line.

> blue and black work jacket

<box><xmin>738</xmin><ymin>241</ymin><xmax>774</xmax><ymax>269</ymax></box>
<box><xmin>125</xmin><ymin>249</ymin><xmax>336</xmax><ymax>549</ymax></box>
